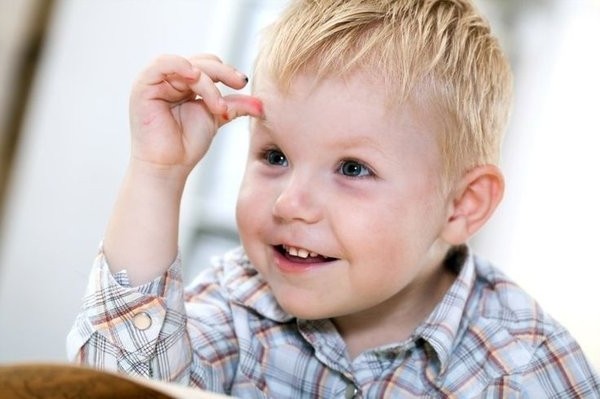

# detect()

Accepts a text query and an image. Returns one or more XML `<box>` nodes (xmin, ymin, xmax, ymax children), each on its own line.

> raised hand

<box><xmin>129</xmin><ymin>54</ymin><xmax>263</xmax><ymax>175</ymax></box>
<box><xmin>104</xmin><ymin>54</ymin><xmax>262</xmax><ymax>284</ymax></box>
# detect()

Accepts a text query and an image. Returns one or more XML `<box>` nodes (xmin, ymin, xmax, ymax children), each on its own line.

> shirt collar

<box><xmin>222</xmin><ymin>245</ymin><xmax>476</xmax><ymax>372</ymax></box>
<box><xmin>222</xmin><ymin>248</ymin><xmax>295</xmax><ymax>323</ymax></box>
<box><xmin>414</xmin><ymin>245</ymin><xmax>475</xmax><ymax>373</ymax></box>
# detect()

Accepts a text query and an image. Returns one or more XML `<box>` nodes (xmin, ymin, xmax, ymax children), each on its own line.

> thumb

<box><xmin>217</xmin><ymin>94</ymin><xmax>264</xmax><ymax>126</ymax></box>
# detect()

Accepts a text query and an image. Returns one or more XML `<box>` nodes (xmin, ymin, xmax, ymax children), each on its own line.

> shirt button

<box><xmin>132</xmin><ymin>312</ymin><xmax>152</xmax><ymax>330</ymax></box>
<box><xmin>345</xmin><ymin>383</ymin><xmax>358</xmax><ymax>399</ymax></box>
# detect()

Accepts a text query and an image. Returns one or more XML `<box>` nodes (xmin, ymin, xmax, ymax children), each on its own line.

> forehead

<box><xmin>254</xmin><ymin>68</ymin><xmax>386</xmax><ymax>109</ymax></box>
<box><xmin>252</xmin><ymin>70</ymin><xmax>441</xmax><ymax>152</ymax></box>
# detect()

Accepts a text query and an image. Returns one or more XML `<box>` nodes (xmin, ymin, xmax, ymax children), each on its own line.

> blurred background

<box><xmin>0</xmin><ymin>0</ymin><xmax>599</xmax><ymax>370</ymax></box>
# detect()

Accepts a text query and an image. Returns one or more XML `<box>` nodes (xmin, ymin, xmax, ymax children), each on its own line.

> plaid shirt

<box><xmin>67</xmin><ymin>246</ymin><xmax>600</xmax><ymax>398</ymax></box>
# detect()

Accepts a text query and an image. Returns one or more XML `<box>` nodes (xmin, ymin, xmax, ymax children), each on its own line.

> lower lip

<box><xmin>272</xmin><ymin>248</ymin><xmax>334</xmax><ymax>274</ymax></box>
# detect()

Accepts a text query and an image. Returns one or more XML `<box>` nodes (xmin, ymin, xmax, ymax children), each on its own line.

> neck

<box><xmin>333</xmin><ymin>263</ymin><xmax>456</xmax><ymax>360</ymax></box>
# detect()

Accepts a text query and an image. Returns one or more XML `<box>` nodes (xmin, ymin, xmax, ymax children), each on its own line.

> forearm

<box><xmin>104</xmin><ymin>159</ymin><xmax>188</xmax><ymax>285</ymax></box>
<box><xmin>101</xmin><ymin>55</ymin><xmax>259</xmax><ymax>286</ymax></box>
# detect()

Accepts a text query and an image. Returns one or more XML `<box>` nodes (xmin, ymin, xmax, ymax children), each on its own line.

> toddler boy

<box><xmin>68</xmin><ymin>0</ymin><xmax>600</xmax><ymax>397</ymax></box>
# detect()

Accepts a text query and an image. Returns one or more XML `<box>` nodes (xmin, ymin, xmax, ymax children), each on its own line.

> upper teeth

<box><xmin>284</xmin><ymin>245</ymin><xmax>319</xmax><ymax>258</ymax></box>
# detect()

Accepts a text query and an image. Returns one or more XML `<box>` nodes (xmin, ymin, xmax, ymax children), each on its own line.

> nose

<box><xmin>272</xmin><ymin>174</ymin><xmax>321</xmax><ymax>224</ymax></box>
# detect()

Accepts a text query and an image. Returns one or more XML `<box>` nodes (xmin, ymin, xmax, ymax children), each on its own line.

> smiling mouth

<box><xmin>275</xmin><ymin>245</ymin><xmax>337</xmax><ymax>263</ymax></box>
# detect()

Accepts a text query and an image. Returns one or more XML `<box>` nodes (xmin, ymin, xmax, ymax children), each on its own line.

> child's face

<box><xmin>236</xmin><ymin>71</ymin><xmax>455</xmax><ymax>322</ymax></box>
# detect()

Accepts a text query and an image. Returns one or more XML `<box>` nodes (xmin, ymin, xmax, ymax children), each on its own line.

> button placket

<box><xmin>345</xmin><ymin>383</ymin><xmax>359</xmax><ymax>399</ymax></box>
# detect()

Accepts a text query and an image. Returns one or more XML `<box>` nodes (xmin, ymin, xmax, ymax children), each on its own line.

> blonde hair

<box><xmin>254</xmin><ymin>0</ymin><xmax>513</xmax><ymax>182</ymax></box>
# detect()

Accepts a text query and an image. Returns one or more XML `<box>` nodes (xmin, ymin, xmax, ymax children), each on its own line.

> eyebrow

<box><xmin>252</xmin><ymin>114</ymin><xmax>394</xmax><ymax>166</ymax></box>
<box><xmin>250</xmin><ymin>118</ymin><xmax>277</xmax><ymax>141</ymax></box>
<box><xmin>253</xmin><ymin>116</ymin><xmax>275</xmax><ymax>131</ymax></box>
<box><xmin>253</xmin><ymin>118</ymin><xmax>387</xmax><ymax>152</ymax></box>
<box><xmin>335</xmin><ymin>134</ymin><xmax>382</xmax><ymax>150</ymax></box>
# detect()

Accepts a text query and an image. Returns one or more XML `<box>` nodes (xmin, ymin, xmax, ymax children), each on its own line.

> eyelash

<box><xmin>336</xmin><ymin>159</ymin><xmax>375</xmax><ymax>179</ymax></box>
<box><xmin>260</xmin><ymin>148</ymin><xmax>288</xmax><ymax>167</ymax></box>
<box><xmin>259</xmin><ymin>148</ymin><xmax>375</xmax><ymax>179</ymax></box>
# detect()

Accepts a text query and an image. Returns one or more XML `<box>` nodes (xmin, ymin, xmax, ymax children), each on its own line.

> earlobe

<box><xmin>441</xmin><ymin>165</ymin><xmax>504</xmax><ymax>245</ymax></box>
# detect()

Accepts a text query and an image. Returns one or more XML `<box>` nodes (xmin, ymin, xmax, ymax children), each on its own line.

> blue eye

<box><xmin>338</xmin><ymin>160</ymin><xmax>372</xmax><ymax>177</ymax></box>
<box><xmin>264</xmin><ymin>149</ymin><xmax>288</xmax><ymax>166</ymax></box>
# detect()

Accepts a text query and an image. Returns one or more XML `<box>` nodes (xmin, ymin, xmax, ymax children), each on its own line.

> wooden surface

<box><xmin>0</xmin><ymin>363</ymin><xmax>229</xmax><ymax>399</ymax></box>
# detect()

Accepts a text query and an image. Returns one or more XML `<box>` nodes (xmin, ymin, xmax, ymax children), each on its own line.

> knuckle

<box><xmin>154</xmin><ymin>54</ymin><xmax>176</xmax><ymax>64</ymax></box>
<box><xmin>194</xmin><ymin>53</ymin><xmax>223</xmax><ymax>63</ymax></box>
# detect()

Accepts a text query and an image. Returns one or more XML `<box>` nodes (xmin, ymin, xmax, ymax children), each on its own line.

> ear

<box><xmin>440</xmin><ymin>164</ymin><xmax>504</xmax><ymax>245</ymax></box>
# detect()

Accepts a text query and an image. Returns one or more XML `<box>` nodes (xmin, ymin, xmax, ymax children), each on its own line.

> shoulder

<box><xmin>446</xmin><ymin>255</ymin><xmax>600</xmax><ymax>397</ymax></box>
<box><xmin>183</xmin><ymin>247</ymin><xmax>252</xmax><ymax>320</ymax></box>
<box><xmin>184</xmin><ymin>247</ymin><xmax>292</xmax><ymax>323</ymax></box>
<box><xmin>472</xmin><ymin>255</ymin><xmax>554</xmax><ymax>338</ymax></box>
<box><xmin>466</xmin><ymin>255</ymin><xmax>573</xmax><ymax>360</ymax></box>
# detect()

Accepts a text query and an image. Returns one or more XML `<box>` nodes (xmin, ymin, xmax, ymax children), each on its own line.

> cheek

<box><xmin>236</xmin><ymin>176</ymin><xmax>273</xmax><ymax>241</ymax></box>
<box><xmin>236</xmin><ymin>181</ymin><xmax>256</xmax><ymax>237</ymax></box>
<box><xmin>340</xmin><ymin>190</ymin><xmax>441</xmax><ymax>260</ymax></box>
<box><xmin>329</xmin><ymin>201</ymin><xmax>400</xmax><ymax>263</ymax></box>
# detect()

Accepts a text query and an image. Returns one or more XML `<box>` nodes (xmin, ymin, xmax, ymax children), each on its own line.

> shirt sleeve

<box><xmin>66</xmin><ymin>247</ymin><xmax>192</xmax><ymax>384</ymax></box>
<box><xmin>520</xmin><ymin>326</ymin><xmax>600</xmax><ymax>398</ymax></box>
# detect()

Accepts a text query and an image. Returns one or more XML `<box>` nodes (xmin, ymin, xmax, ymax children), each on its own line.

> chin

<box><xmin>275</xmin><ymin>295</ymin><xmax>332</xmax><ymax>321</ymax></box>
<box><xmin>277</xmin><ymin>294</ymin><xmax>355</xmax><ymax>321</ymax></box>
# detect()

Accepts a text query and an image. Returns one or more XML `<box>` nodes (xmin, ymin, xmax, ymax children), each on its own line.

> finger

<box><xmin>139</xmin><ymin>54</ymin><xmax>200</xmax><ymax>86</ymax></box>
<box><xmin>188</xmin><ymin>53</ymin><xmax>224</xmax><ymax>63</ymax></box>
<box><xmin>162</xmin><ymin>73</ymin><xmax>195</xmax><ymax>94</ymax></box>
<box><xmin>144</xmin><ymin>64</ymin><xmax>228</xmax><ymax>113</ymax></box>
<box><xmin>151</xmin><ymin>80</ymin><xmax>195</xmax><ymax>103</ymax></box>
<box><xmin>187</xmin><ymin>70</ymin><xmax>228</xmax><ymax>114</ymax></box>
<box><xmin>217</xmin><ymin>94</ymin><xmax>264</xmax><ymax>125</ymax></box>
<box><xmin>189</xmin><ymin>57</ymin><xmax>248</xmax><ymax>90</ymax></box>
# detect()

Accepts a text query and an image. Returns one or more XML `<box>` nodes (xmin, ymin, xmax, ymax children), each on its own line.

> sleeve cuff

<box><xmin>78</xmin><ymin>246</ymin><xmax>186</xmax><ymax>354</ymax></box>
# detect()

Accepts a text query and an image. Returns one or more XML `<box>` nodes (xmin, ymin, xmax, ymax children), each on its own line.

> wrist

<box><xmin>127</xmin><ymin>157</ymin><xmax>191</xmax><ymax>193</ymax></box>
<box><xmin>104</xmin><ymin>158</ymin><xmax>187</xmax><ymax>283</ymax></box>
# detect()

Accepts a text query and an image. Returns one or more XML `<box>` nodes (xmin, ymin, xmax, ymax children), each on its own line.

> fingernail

<box><xmin>239</xmin><ymin>73</ymin><xmax>249</xmax><ymax>83</ymax></box>
<box><xmin>248</xmin><ymin>97</ymin><xmax>264</xmax><ymax>118</ymax></box>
